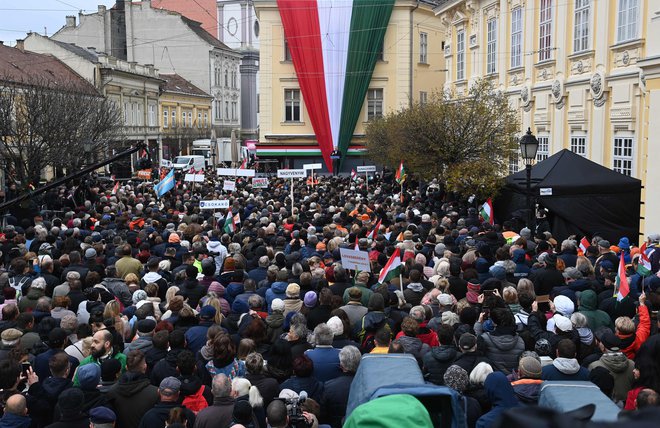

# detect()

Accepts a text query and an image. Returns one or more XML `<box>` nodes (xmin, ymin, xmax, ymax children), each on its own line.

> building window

<box><xmin>187</xmin><ymin>111</ymin><xmax>193</xmax><ymax>128</ymax></box>
<box><xmin>131</xmin><ymin>103</ymin><xmax>137</xmax><ymax>126</ymax></box>
<box><xmin>419</xmin><ymin>32</ymin><xmax>428</xmax><ymax>63</ymax></box>
<box><xmin>613</xmin><ymin>135</ymin><xmax>634</xmax><ymax>176</ymax></box>
<box><xmin>204</xmin><ymin>112</ymin><xmax>208</xmax><ymax>127</ymax></box>
<box><xmin>366</xmin><ymin>88</ymin><xmax>383</xmax><ymax>121</ymax></box>
<box><xmin>284</xmin><ymin>36</ymin><xmax>292</xmax><ymax>61</ymax></box>
<box><xmin>487</xmin><ymin>19</ymin><xmax>497</xmax><ymax>74</ymax></box>
<box><xmin>137</xmin><ymin>103</ymin><xmax>143</xmax><ymax>126</ymax></box>
<box><xmin>171</xmin><ymin>109</ymin><xmax>176</xmax><ymax>128</ymax></box>
<box><xmin>215</xmin><ymin>68</ymin><xmax>220</xmax><ymax>86</ymax></box>
<box><xmin>376</xmin><ymin>45</ymin><xmax>384</xmax><ymax>61</ymax></box>
<box><xmin>420</xmin><ymin>91</ymin><xmax>427</xmax><ymax>105</ymax></box>
<box><xmin>284</xmin><ymin>89</ymin><xmax>301</xmax><ymax>122</ymax></box>
<box><xmin>163</xmin><ymin>107</ymin><xmax>168</xmax><ymax>128</ymax></box>
<box><xmin>224</xmin><ymin>70</ymin><xmax>229</xmax><ymax>87</ymax></box>
<box><xmin>197</xmin><ymin>112</ymin><xmax>202</xmax><ymax>128</ymax></box>
<box><xmin>570</xmin><ymin>135</ymin><xmax>587</xmax><ymax>157</ymax></box>
<box><xmin>231</xmin><ymin>102</ymin><xmax>237</xmax><ymax>121</ymax></box>
<box><xmin>215</xmin><ymin>100</ymin><xmax>220</xmax><ymax>119</ymax></box>
<box><xmin>511</xmin><ymin>7</ymin><xmax>523</xmax><ymax>68</ymax></box>
<box><xmin>539</xmin><ymin>0</ymin><xmax>553</xmax><ymax>61</ymax></box>
<box><xmin>573</xmin><ymin>0</ymin><xmax>590</xmax><ymax>53</ymax></box>
<box><xmin>225</xmin><ymin>101</ymin><xmax>229</xmax><ymax>120</ymax></box>
<box><xmin>182</xmin><ymin>110</ymin><xmax>187</xmax><ymax>127</ymax></box>
<box><xmin>456</xmin><ymin>29</ymin><xmax>465</xmax><ymax>81</ymax></box>
<box><xmin>508</xmin><ymin>151</ymin><xmax>520</xmax><ymax>174</ymax></box>
<box><xmin>124</xmin><ymin>102</ymin><xmax>129</xmax><ymax>125</ymax></box>
<box><xmin>148</xmin><ymin>104</ymin><xmax>156</xmax><ymax>127</ymax></box>
<box><xmin>617</xmin><ymin>0</ymin><xmax>639</xmax><ymax>42</ymax></box>
<box><xmin>537</xmin><ymin>135</ymin><xmax>550</xmax><ymax>161</ymax></box>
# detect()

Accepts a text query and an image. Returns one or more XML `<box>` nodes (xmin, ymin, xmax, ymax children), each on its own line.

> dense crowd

<box><xmin>0</xmin><ymin>172</ymin><xmax>659</xmax><ymax>428</ymax></box>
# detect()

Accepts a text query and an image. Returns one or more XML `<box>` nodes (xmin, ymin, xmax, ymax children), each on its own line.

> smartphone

<box><xmin>538</xmin><ymin>301</ymin><xmax>551</xmax><ymax>313</ymax></box>
<box><xmin>483</xmin><ymin>290</ymin><xmax>495</xmax><ymax>297</ymax></box>
<box><xmin>21</xmin><ymin>362</ymin><xmax>31</xmax><ymax>376</ymax></box>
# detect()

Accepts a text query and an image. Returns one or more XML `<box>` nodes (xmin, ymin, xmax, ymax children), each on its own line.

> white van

<box><xmin>171</xmin><ymin>155</ymin><xmax>206</xmax><ymax>172</ymax></box>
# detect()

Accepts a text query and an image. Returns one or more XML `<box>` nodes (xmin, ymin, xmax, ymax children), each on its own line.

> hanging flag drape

<box><xmin>277</xmin><ymin>0</ymin><xmax>396</xmax><ymax>171</ymax></box>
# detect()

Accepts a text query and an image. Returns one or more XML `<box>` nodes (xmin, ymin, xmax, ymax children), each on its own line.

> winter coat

<box><xmin>511</xmin><ymin>379</ymin><xmax>542</xmax><ymax>404</ymax></box>
<box><xmin>138</xmin><ymin>401</ymin><xmax>195</xmax><ymax>428</ymax></box>
<box><xmin>18</xmin><ymin>287</ymin><xmax>44</xmax><ymax>312</ymax></box>
<box><xmin>307</xmin><ymin>305</ymin><xmax>333</xmax><ymax>330</ymax></box>
<box><xmin>280</xmin><ymin>376</ymin><xmax>324</xmax><ymax>403</ymax></box>
<box><xmin>339</xmin><ymin>303</ymin><xmax>368</xmax><ymax>328</ymax></box>
<box><xmin>180</xmin><ymin>279</ymin><xmax>205</xmax><ymax>309</ymax></box>
<box><xmin>0</xmin><ymin>413</ymin><xmax>31</xmax><ymax>428</ymax></box>
<box><xmin>422</xmin><ymin>345</ymin><xmax>458</xmax><ymax>385</ymax></box>
<box><xmin>179</xmin><ymin>374</ymin><xmax>213</xmax><ymax>409</ymax></box>
<box><xmin>453</xmin><ymin>352</ymin><xmax>491</xmax><ymax>375</ymax></box>
<box><xmin>396</xmin><ymin>335</ymin><xmax>430</xmax><ymax>361</ymax></box>
<box><xmin>193</xmin><ymin>397</ymin><xmax>234</xmax><ymax>428</ymax></box>
<box><xmin>124</xmin><ymin>335</ymin><xmax>153</xmax><ymax>355</ymax></box>
<box><xmin>320</xmin><ymin>373</ymin><xmax>354</xmax><ymax>428</ymax></box>
<box><xmin>245</xmin><ymin>373</ymin><xmax>280</xmax><ymax>407</ymax></box>
<box><xmin>107</xmin><ymin>372</ymin><xmax>159</xmax><ymax>428</ymax></box>
<box><xmin>577</xmin><ymin>290</ymin><xmax>613</xmax><ymax>331</ymax></box>
<box><xmin>305</xmin><ymin>346</ymin><xmax>342</xmax><ymax>382</ymax></box>
<box><xmin>265</xmin><ymin>312</ymin><xmax>284</xmax><ymax>344</ymax></box>
<box><xmin>265</xmin><ymin>281</ymin><xmax>288</xmax><ymax>312</ymax></box>
<box><xmin>617</xmin><ymin>304</ymin><xmax>650</xmax><ymax>360</ymax></box>
<box><xmin>282</xmin><ymin>298</ymin><xmax>303</xmax><ymax>317</ymax></box>
<box><xmin>102</xmin><ymin>277</ymin><xmax>133</xmax><ymax>307</ymax></box>
<box><xmin>588</xmin><ymin>351</ymin><xmax>635</xmax><ymax>402</ymax></box>
<box><xmin>541</xmin><ymin>358</ymin><xmax>590</xmax><ymax>381</ymax></box>
<box><xmin>403</xmin><ymin>283</ymin><xmax>425</xmax><ymax>306</ymax></box>
<box><xmin>480</xmin><ymin>327</ymin><xmax>525</xmax><ymax>375</ymax></box>
<box><xmin>45</xmin><ymin>414</ymin><xmax>89</xmax><ymax>428</ymax></box>
<box><xmin>476</xmin><ymin>372</ymin><xmax>520</xmax><ymax>428</ymax></box>
<box><xmin>151</xmin><ymin>347</ymin><xmax>185</xmax><ymax>386</ymax></box>
<box><xmin>530</xmin><ymin>266</ymin><xmax>565</xmax><ymax>296</ymax></box>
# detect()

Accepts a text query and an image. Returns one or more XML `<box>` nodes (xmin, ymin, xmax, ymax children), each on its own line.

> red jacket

<box><xmin>617</xmin><ymin>304</ymin><xmax>650</xmax><ymax>360</ymax></box>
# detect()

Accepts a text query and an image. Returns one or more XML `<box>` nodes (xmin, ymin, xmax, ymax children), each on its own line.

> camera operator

<box><xmin>266</xmin><ymin>396</ymin><xmax>315</xmax><ymax>428</ymax></box>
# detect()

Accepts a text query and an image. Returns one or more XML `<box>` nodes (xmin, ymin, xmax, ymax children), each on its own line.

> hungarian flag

<box><xmin>395</xmin><ymin>160</ymin><xmax>406</xmax><ymax>185</ymax></box>
<box><xmin>579</xmin><ymin>236</ymin><xmax>590</xmax><ymax>255</ymax></box>
<box><xmin>351</xmin><ymin>169</ymin><xmax>358</xmax><ymax>181</ymax></box>
<box><xmin>239</xmin><ymin>158</ymin><xmax>247</xmax><ymax>169</ymax></box>
<box><xmin>367</xmin><ymin>218</ymin><xmax>382</xmax><ymax>239</ymax></box>
<box><xmin>223</xmin><ymin>212</ymin><xmax>241</xmax><ymax>234</ymax></box>
<box><xmin>354</xmin><ymin>236</ymin><xmax>359</xmax><ymax>251</ymax></box>
<box><xmin>277</xmin><ymin>0</ymin><xmax>396</xmax><ymax>171</ymax></box>
<box><xmin>479</xmin><ymin>198</ymin><xmax>494</xmax><ymax>225</ymax></box>
<box><xmin>615</xmin><ymin>253</ymin><xmax>630</xmax><ymax>301</ymax></box>
<box><xmin>378</xmin><ymin>248</ymin><xmax>402</xmax><ymax>284</ymax></box>
<box><xmin>637</xmin><ymin>243</ymin><xmax>653</xmax><ymax>277</ymax></box>
<box><xmin>111</xmin><ymin>181</ymin><xmax>120</xmax><ymax>195</ymax></box>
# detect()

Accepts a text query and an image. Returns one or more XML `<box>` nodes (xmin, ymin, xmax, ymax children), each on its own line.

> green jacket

<box><xmin>344</xmin><ymin>394</ymin><xmax>433</xmax><ymax>428</ymax></box>
<box><xmin>73</xmin><ymin>352</ymin><xmax>127</xmax><ymax>386</ymax></box>
<box><xmin>578</xmin><ymin>290</ymin><xmax>612</xmax><ymax>331</ymax></box>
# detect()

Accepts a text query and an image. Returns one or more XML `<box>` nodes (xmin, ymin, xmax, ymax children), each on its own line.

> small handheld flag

<box><xmin>579</xmin><ymin>236</ymin><xmax>590</xmax><ymax>254</ymax></box>
<box><xmin>615</xmin><ymin>253</ymin><xmax>630</xmax><ymax>301</ymax></box>
<box><xmin>637</xmin><ymin>243</ymin><xmax>653</xmax><ymax>277</ymax></box>
<box><xmin>479</xmin><ymin>198</ymin><xmax>494</xmax><ymax>225</ymax></box>
<box><xmin>378</xmin><ymin>248</ymin><xmax>402</xmax><ymax>284</ymax></box>
<box><xmin>351</xmin><ymin>169</ymin><xmax>358</xmax><ymax>181</ymax></box>
<box><xmin>154</xmin><ymin>169</ymin><xmax>175</xmax><ymax>198</ymax></box>
<box><xmin>354</xmin><ymin>236</ymin><xmax>359</xmax><ymax>251</ymax></box>
<box><xmin>395</xmin><ymin>161</ymin><xmax>406</xmax><ymax>185</ymax></box>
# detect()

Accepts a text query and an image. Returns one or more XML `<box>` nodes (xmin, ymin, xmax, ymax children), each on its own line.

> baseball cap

<box><xmin>159</xmin><ymin>376</ymin><xmax>181</xmax><ymax>396</ymax></box>
<box><xmin>458</xmin><ymin>333</ymin><xmax>477</xmax><ymax>351</ymax></box>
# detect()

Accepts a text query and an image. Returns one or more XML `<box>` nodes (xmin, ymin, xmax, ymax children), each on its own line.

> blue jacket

<box><xmin>541</xmin><ymin>359</ymin><xmax>590</xmax><ymax>381</ymax></box>
<box><xmin>225</xmin><ymin>282</ymin><xmax>245</xmax><ymax>304</ymax></box>
<box><xmin>0</xmin><ymin>413</ymin><xmax>31</xmax><ymax>428</ymax></box>
<box><xmin>185</xmin><ymin>322</ymin><xmax>213</xmax><ymax>355</ymax></box>
<box><xmin>304</xmin><ymin>346</ymin><xmax>342</xmax><ymax>382</ymax></box>
<box><xmin>265</xmin><ymin>281</ymin><xmax>288</xmax><ymax>312</ymax></box>
<box><xmin>476</xmin><ymin>372</ymin><xmax>520</xmax><ymax>428</ymax></box>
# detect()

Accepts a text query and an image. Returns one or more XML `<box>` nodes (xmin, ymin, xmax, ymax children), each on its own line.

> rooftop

<box><xmin>159</xmin><ymin>73</ymin><xmax>212</xmax><ymax>98</ymax></box>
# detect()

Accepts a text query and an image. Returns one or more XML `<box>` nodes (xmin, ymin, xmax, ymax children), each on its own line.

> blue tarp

<box><xmin>539</xmin><ymin>381</ymin><xmax>621</xmax><ymax>422</ymax></box>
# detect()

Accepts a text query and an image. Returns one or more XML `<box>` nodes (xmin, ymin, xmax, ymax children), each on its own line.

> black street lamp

<box><xmin>519</xmin><ymin>127</ymin><xmax>539</xmax><ymax>232</ymax></box>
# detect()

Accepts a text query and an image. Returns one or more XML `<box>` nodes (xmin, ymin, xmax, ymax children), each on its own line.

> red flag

<box><xmin>354</xmin><ymin>236</ymin><xmax>359</xmax><ymax>251</ymax></box>
<box><xmin>367</xmin><ymin>219</ymin><xmax>382</xmax><ymax>240</ymax></box>
<box><xmin>111</xmin><ymin>181</ymin><xmax>120</xmax><ymax>195</ymax></box>
<box><xmin>579</xmin><ymin>236</ymin><xmax>590</xmax><ymax>254</ymax></box>
<box><xmin>615</xmin><ymin>253</ymin><xmax>630</xmax><ymax>301</ymax></box>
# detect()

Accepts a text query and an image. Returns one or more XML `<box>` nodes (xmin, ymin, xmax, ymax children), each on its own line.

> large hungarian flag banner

<box><xmin>277</xmin><ymin>0</ymin><xmax>395</xmax><ymax>171</ymax></box>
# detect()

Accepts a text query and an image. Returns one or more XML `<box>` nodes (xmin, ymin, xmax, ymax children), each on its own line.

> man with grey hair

<box><xmin>304</xmin><ymin>323</ymin><xmax>342</xmax><ymax>382</ymax></box>
<box><xmin>320</xmin><ymin>345</ymin><xmax>361</xmax><ymax>427</ymax></box>
<box><xmin>52</xmin><ymin>271</ymin><xmax>79</xmax><ymax>298</ymax></box>
<box><xmin>287</xmin><ymin>314</ymin><xmax>312</xmax><ymax>358</ymax></box>
<box><xmin>558</xmin><ymin>239</ymin><xmax>578</xmax><ymax>268</ymax></box>
<box><xmin>248</xmin><ymin>255</ymin><xmax>270</xmax><ymax>283</ymax></box>
<box><xmin>194</xmin><ymin>374</ymin><xmax>235</xmax><ymax>428</ymax></box>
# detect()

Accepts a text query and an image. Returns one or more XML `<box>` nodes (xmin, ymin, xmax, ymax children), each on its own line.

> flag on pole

<box><xmin>239</xmin><ymin>158</ymin><xmax>247</xmax><ymax>169</ymax></box>
<box><xmin>223</xmin><ymin>212</ymin><xmax>241</xmax><ymax>234</ymax></box>
<box><xmin>351</xmin><ymin>168</ymin><xmax>358</xmax><ymax>181</ymax></box>
<box><xmin>579</xmin><ymin>236</ymin><xmax>590</xmax><ymax>254</ymax></box>
<box><xmin>637</xmin><ymin>243</ymin><xmax>653</xmax><ymax>276</ymax></box>
<box><xmin>395</xmin><ymin>161</ymin><xmax>406</xmax><ymax>185</ymax></box>
<box><xmin>615</xmin><ymin>253</ymin><xmax>630</xmax><ymax>301</ymax></box>
<box><xmin>396</xmin><ymin>232</ymin><xmax>404</xmax><ymax>242</ymax></box>
<box><xmin>378</xmin><ymin>248</ymin><xmax>402</xmax><ymax>284</ymax></box>
<box><xmin>111</xmin><ymin>181</ymin><xmax>120</xmax><ymax>195</ymax></box>
<box><xmin>154</xmin><ymin>169</ymin><xmax>175</xmax><ymax>198</ymax></box>
<box><xmin>354</xmin><ymin>236</ymin><xmax>359</xmax><ymax>251</ymax></box>
<box><xmin>367</xmin><ymin>219</ymin><xmax>382</xmax><ymax>240</ymax></box>
<box><xmin>479</xmin><ymin>198</ymin><xmax>494</xmax><ymax>225</ymax></box>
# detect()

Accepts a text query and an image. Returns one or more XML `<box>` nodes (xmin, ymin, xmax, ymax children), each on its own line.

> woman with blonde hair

<box><xmin>104</xmin><ymin>300</ymin><xmax>130</xmax><ymax>339</ymax></box>
<box><xmin>201</xmin><ymin>296</ymin><xmax>225</xmax><ymax>325</ymax></box>
<box><xmin>124</xmin><ymin>272</ymin><xmax>140</xmax><ymax>293</ymax></box>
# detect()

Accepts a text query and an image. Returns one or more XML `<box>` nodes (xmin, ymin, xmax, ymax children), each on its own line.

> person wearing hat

<box><xmin>265</xmin><ymin>269</ymin><xmax>289</xmax><ymax>314</ymax></box>
<box><xmin>282</xmin><ymin>283</ymin><xmax>303</xmax><ymax>317</ymax></box>
<box><xmin>59</xmin><ymin>250</ymin><xmax>90</xmax><ymax>284</ymax></box>
<box><xmin>528</xmin><ymin>252</ymin><xmax>565</xmax><ymax>296</ymax></box>
<box><xmin>594</xmin><ymin>240</ymin><xmax>619</xmax><ymax>280</ymax></box>
<box><xmin>0</xmin><ymin>328</ymin><xmax>23</xmax><ymax>360</ymax></box>
<box><xmin>265</xmin><ymin>298</ymin><xmax>285</xmax><ymax>343</ymax></box>
<box><xmin>138</xmin><ymin>376</ymin><xmax>195</xmax><ymax>428</ymax></box>
<box><xmin>576</xmin><ymin>289</ymin><xmax>613</xmax><ymax>331</ymax></box>
<box><xmin>124</xmin><ymin>318</ymin><xmax>156</xmax><ymax>355</ymax></box>
<box><xmin>46</xmin><ymin>388</ymin><xmax>89</xmax><ymax>428</ymax></box>
<box><xmin>185</xmin><ymin>306</ymin><xmax>219</xmax><ymax>355</ymax></box>
<box><xmin>541</xmin><ymin>338</ymin><xmax>589</xmax><ymax>381</ymax></box>
<box><xmin>588</xmin><ymin>330</ymin><xmax>635</xmax><ymax>403</ymax></box>
<box><xmin>89</xmin><ymin>406</ymin><xmax>116</xmax><ymax>428</ymax></box>
<box><xmin>306</xmin><ymin>289</ymin><xmax>334</xmax><ymax>330</ymax></box>
<box><xmin>53</xmin><ymin>364</ymin><xmax>107</xmax><ymax>419</ymax></box>
<box><xmin>511</xmin><ymin>356</ymin><xmax>543</xmax><ymax>404</ymax></box>
<box><xmin>17</xmin><ymin>277</ymin><xmax>46</xmax><ymax>313</ymax></box>
<box><xmin>33</xmin><ymin>327</ymin><xmax>80</xmax><ymax>381</ymax></box>
<box><xmin>453</xmin><ymin>333</ymin><xmax>490</xmax><ymax>375</ymax></box>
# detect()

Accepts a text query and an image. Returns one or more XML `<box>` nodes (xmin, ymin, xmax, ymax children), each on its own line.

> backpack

<box><xmin>358</xmin><ymin>316</ymin><xmax>390</xmax><ymax>353</ymax></box>
<box><xmin>182</xmin><ymin>385</ymin><xmax>208</xmax><ymax>415</ymax></box>
<box><xmin>9</xmin><ymin>275</ymin><xmax>30</xmax><ymax>298</ymax></box>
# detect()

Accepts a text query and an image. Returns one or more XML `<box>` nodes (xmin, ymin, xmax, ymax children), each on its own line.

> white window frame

<box><xmin>284</xmin><ymin>89</ymin><xmax>301</xmax><ymax>122</ymax></box>
<box><xmin>508</xmin><ymin>150</ymin><xmax>520</xmax><ymax>174</ymax></box>
<box><xmin>216</xmin><ymin>100</ymin><xmax>221</xmax><ymax>120</ymax></box>
<box><xmin>182</xmin><ymin>110</ymin><xmax>187</xmax><ymax>127</ymax></box>
<box><xmin>231</xmin><ymin>102</ymin><xmax>237</xmax><ymax>121</ymax></box>
<box><xmin>613</xmin><ymin>134</ymin><xmax>634</xmax><ymax>176</ymax></box>
<box><xmin>148</xmin><ymin>104</ymin><xmax>156</xmax><ymax>127</ymax></box>
<box><xmin>225</xmin><ymin>101</ymin><xmax>229</xmax><ymax>120</ymax></box>
<box><xmin>204</xmin><ymin>112</ymin><xmax>208</xmax><ymax>127</ymax></box>
<box><xmin>539</xmin><ymin>0</ymin><xmax>553</xmax><ymax>62</ymax></box>
<box><xmin>510</xmin><ymin>8</ymin><xmax>523</xmax><ymax>69</ymax></box>
<box><xmin>537</xmin><ymin>134</ymin><xmax>550</xmax><ymax>161</ymax></box>
<box><xmin>171</xmin><ymin>109</ymin><xmax>176</xmax><ymax>128</ymax></box>
<box><xmin>163</xmin><ymin>107</ymin><xmax>168</xmax><ymax>128</ymax></box>
<box><xmin>420</xmin><ymin>91</ymin><xmax>428</xmax><ymax>105</ymax></box>
<box><xmin>197</xmin><ymin>112</ymin><xmax>202</xmax><ymax>128</ymax></box>
<box><xmin>456</xmin><ymin>29</ymin><xmax>465</xmax><ymax>81</ymax></box>
<box><xmin>573</xmin><ymin>0</ymin><xmax>590</xmax><ymax>53</ymax></box>
<box><xmin>570</xmin><ymin>134</ymin><xmax>587</xmax><ymax>157</ymax></box>
<box><xmin>187</xmin><ymin>111</ymin><xmax>193</xmax><ymax>128</ymax></box>
<box><xmin>366</xmin><ymin>88</ymin><xmax>384</xmax><ymax>121</ymax></box>
<box><xmin>137</xmin><ymin>103</ymin><xmax>143</xmax><ymax>126</ymax></box>
<box><xmin>487</xmin><ymin>18</ymin><xmax>497</xmax><ymax>74</ymax></box>
<box><xmin>420</xmin><ymin>32</ymin><xmax>428</xmax><ymax>63</ymax></box>
<box><xmin>616</xmin><ymin>0</ymin><xmax>639</xmax><ymax>43</ymax></box>
<box><xmin>123</xmin><ymin>102</ymin><xmax>129</xmax><ymax>125</ymax></box>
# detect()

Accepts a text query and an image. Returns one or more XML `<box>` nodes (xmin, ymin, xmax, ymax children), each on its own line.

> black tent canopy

<box><xmin>495</xmin><ymin>149</ymin><xmax>641</xmax><ymax>244</ymax></box>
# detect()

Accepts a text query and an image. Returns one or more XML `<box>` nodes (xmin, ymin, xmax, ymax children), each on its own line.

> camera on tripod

<box><xmin>282</xmin><ymin>391</ymin><xmax>311</xmax><ymax>428</ymax></box>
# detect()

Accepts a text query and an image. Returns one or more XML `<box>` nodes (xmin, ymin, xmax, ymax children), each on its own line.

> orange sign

<box><xmin>137</xmin><ymin>169</ymin><xmax>152</xmax><ymax>180</ymax></box>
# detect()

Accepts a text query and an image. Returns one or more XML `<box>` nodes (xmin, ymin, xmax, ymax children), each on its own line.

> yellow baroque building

<box><xmin>435</xmin><ymin>0</ymin><xmax>658</xmax><ymax>242</ymax></box>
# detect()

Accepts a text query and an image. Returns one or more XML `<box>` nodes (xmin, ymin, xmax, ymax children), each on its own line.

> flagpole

<box><xmin>290</xmin><ymin>177</ymin><xmax>294</xmax><ymax>217</ymax></box>
<box><xmin>365</xmin><ymin>171</ymin><xmax>368</xmax><ymax>192</ymax></box>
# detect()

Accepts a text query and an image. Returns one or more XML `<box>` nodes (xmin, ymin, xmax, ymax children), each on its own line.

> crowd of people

<box><xmin>0</xmin><ymin>171</ymin><xmax>659</xmax><ymax>428</ymax></box>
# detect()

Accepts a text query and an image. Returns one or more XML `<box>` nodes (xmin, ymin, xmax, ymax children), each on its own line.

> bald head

<box><xmin>5</xmin><ymin>394</ymin><xmax>27</xmax><ymax>416</ymax></box>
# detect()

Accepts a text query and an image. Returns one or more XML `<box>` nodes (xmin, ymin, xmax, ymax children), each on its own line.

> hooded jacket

<box><xmin>18</xmin><ymin>287</ymin><xmax>44</xmax><ymax>312</ymax></box>
<box><xmin>577</xmin><ymin>290</ymin><xmax>612</xmax><ymax>331</ymax></box>
<box><xmin>180</xmin><ymin>279</ymin><xmax>205</xmax><ymax>309</ymax></box>
<box><xmin>480</xmin><ymin>327</ymin><xmax>525</xmax><ymax>375</ymax></box>
<box><xmin>476</xmin><ymin>372</ymin><xmax>520</xmax><ymax>428</ymax></box>
<box><xmin>102</xmin><ymin>277</ymin><xmax>133</xmax><ymax>307</ymax></box>
<box><xmin>344</xmin><ymin>394</ymin><xmax>433</xmax><ymax>428</ymax></box>
<box><xmin>107</xmin><ymin>371</ymin><xmax>159</xmax><ymax>428</ymax></box>
<box><xmin>588</xmin><ymin>351</ymin><xmax>635</xmax><ymax>402</ymax></box>
<box><xmin>422</xmin><ymin>345</ymin><xmax>458</xmax><ymax>385</ymax></box>
<box><xmin>265</xmin><ymin>281</ymin><xmax>288</xmax><ymax>312</ymax></box>
<box><xmin>541</xmin><ymin>357</ymin><xmax>590</xmax><ymax>381</ymax></box>
<box><xmin>397</xmin><ymin>335</ymin><xmax>430</xmax><ymax>361</ymax></box>
<box><xmin>617</xmin><ymin>304</ymin><xmax>650</xmax><ymax>360</ymax></box>
<box><xmin>265</xmin><ymin>311</ymin><xmax>284</xmax><ymax>343</ymax></box>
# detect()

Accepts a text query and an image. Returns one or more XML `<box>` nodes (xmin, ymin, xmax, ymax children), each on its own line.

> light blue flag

<box><xmin>154</xmin><ymin>169</ymin><xmax>175</xmax><ymax>198</ymax></box>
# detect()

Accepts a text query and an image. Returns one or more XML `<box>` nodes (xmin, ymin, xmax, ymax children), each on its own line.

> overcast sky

<box><xmin>0</xmin><ymin>0</ymin><xmax>117</xmax><ymax>47</ymax></box>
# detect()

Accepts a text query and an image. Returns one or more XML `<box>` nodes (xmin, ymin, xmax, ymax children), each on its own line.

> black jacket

<box><xmin>138</xmin><ymin>401</ymin><xmax>195</xmax><ymax>428</ymax></box>
<box><xmin>150</xmin><ymin>348</ymin><xmax>186</xmax><ymax>386</ymax></box>
<box><xmin>245</xmin><ymin>373</ymin><xmax>280</xmax><ymax>407</ymax></box>
<box><xmin>530</xmin><ymin>266</ymin><xmax>565</xmax><ymax>296</ymax></box>
<box><xmin>107</xmin><ymin>372</ymin><xmax>159</xmax><ymax>428</ymax></box>
<box><xmin>320</xmin><ymin>373</ymin><xmax>354</xmax><ymax>428</ymax></box>
<box><xmin>422</xmin><ymin>345</ymin><xmax>458</xmax><ymax>385</ymax></box>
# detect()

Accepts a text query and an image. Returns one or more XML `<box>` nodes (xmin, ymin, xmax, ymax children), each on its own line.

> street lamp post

<box><xmin>519</xmin><ymin>128</ymin><xmax>539</xmax><ymax>232</ymax></box>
